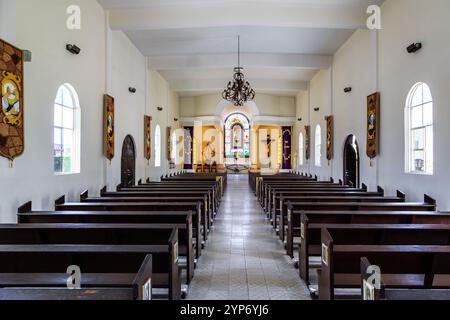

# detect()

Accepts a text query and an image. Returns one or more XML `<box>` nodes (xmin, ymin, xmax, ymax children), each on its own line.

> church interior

<box><xmin>0</xmin><ymin>0</ymin><xmax>450</xmax><ymax>305</ymax></box>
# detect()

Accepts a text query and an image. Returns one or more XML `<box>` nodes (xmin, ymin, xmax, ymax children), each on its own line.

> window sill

<box><xmin>54</xmin><ymin>172</ymin><xmax>80</xmax><ymax>176</ymax></box>
<box><xmin>405</xmin><ymin>171</ymin><xmax>433</xmax><ymax>176</ymax></box>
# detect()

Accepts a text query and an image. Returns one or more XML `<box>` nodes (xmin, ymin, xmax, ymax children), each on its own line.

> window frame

<box><xmin>53</xmin><ymin>83</ymin><xmax>81</xmax><ymax>175</ymax></box>
<box><xmin>314</xmin><ymin>125</ymin><xmax>322</xmax><ymax>167</ymax></box>
<box><xmin>299</xmin><ymin>132</ymin><xmax>304</xmax><ymax>167</ymax></box>
<box><xmin>404</xmin><ymin>82</ymin><xmax>434</xmax><ymax>175</ymax></box>
<box><xmin>155</xmin><ymin>124</ymin><xmax>161</xmax><ymax>168</ymax></box>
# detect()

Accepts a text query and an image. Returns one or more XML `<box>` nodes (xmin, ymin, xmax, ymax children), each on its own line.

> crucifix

<box><xmin>261</xmin><ymin>134</ymin><xmax>276</xmax><ymax>167</ymax></box>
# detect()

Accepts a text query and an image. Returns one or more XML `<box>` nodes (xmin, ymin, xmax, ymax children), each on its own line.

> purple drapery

<box><xmin>282</xmin><ymin>126</ymin><xmax>292</xmax><ymax>169</ymax></box>
<box><xmin>184</xmin><ymin>127</ymin><xmax>194</xmax><ymax>169</ymax></box>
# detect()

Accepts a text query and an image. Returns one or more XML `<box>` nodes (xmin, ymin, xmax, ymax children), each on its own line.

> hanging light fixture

<box><xmin>222</xmin><ymin>36</ymin><xmax>256</xmax><ymax>107</ymax></box>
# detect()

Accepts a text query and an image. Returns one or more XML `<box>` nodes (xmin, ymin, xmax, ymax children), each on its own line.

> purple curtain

<box><xmin>183</xmin><ymin>127</ymin><xmax>194</xmax><ymax>169</ymax></box>
<box><xmin>282</xmin><ymin>126</ymin><xmax>292</xmax><ymax>169</ymax></box>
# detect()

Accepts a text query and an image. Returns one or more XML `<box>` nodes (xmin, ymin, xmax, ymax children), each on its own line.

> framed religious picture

<box><xmin>166</xmin><ymin>126</ymin><xmax>171</xmax><ymax>161</ymax></box>
<box><xmin>367</xmin><ymin>92</ymin><xmax>380</xmax><ymax>159</ymax></box>
<box><xmin>0</xmin><ymin>38</ymin><xmax>25</xmax><ymax>163</ymax></box>
<box><xmin>144</xmin><ymin>116</ymin><xmax>152</xmax><ymax>160</ymax></box>
<box><xmin>326</xmin><ymin>115</ymin><xmax>334</xmax><ymax>161</ymax></box>
<box><xmin>103</xmin><ymin>94</ymin><xmax>115</xmax><ymax>160</ymax></box>
<box><xmin>304</xmin><ymin>125</ymin><xmax>311</xmax><ymax>160</ymax></box>
<box><xmin>363</xmin><ymin>279</ymin><xmax>375</xmax><ymax>301</ymax></box>
<box><xmin>321</xmin><ymin>243</ymin><xmax>329</xmax><ymax>266</ymax></box>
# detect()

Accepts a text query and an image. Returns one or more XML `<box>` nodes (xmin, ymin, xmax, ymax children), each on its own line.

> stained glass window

<box><xmin>224</xmin><ymin>113</ymin><xmax>250</xmax><ymax>161</ymax></box>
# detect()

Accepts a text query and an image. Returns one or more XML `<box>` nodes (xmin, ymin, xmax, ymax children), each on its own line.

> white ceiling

<box><xmin>97</xmin><ymin>0</ymin><xmax>384</xmax><ymax>96</ymax></box>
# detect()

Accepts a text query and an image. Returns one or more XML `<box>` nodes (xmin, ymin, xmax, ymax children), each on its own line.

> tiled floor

<box><xmin>187</xmin><ymin>174</ymin><xmax>311</xmax><ymax>300</ymax></box>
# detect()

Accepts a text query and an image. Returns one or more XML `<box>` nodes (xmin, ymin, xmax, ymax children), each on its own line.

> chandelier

<box><xmin>222</xmin><ymin>36</ymin><xmax>256</xmax><ymax>107</ymax></box>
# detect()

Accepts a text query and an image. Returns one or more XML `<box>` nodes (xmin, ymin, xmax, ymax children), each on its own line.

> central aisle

<box><xmin>188</xmin><ymin>174</ymin><xmax>311</xmax><ymax>300</ymax></box>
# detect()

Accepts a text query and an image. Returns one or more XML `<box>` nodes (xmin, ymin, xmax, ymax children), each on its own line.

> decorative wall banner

<box><xmin>326</xmin><ymin>115</ymin><xmax>334</xmax><ymax>161</ymax></box>
<box><xmin>183</xmin><ymin>127</ymin><xmax>193</xmax><ymax>170</ymax></box>
<box><xmin>367</xmin><ymin>92</ymin><xmax>380</xmax><ymax>159</ymax></box>
<box><xmin>0</xmin><ymin>39</ymin><xmax>24</xmax><ymax>162</ymax></box>
<box><xmin>144</xmin><ymin>115</ymin><xmax>152</xmax><ymax>161</ymax></box>
<box><xmin>282</xmin><ymin>126</ymin><xmax>292</xmax><ymax>169</ymax></box>
<box><xmin>103</xmin><ymin>94</ymin><xmax>115</xmax><ymax>161</ymax></box>
<box><xmin>305</xmin><ymin>125</ymin><xmax>311</xmax><ymax>160</ymax></box>
<box><xmin>166</xmin><ymin>126</ymin><xmax>171</xmax><ymax>161</ymax></box>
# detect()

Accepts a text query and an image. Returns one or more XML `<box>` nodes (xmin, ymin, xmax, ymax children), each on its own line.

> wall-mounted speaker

<box><xmin>157</xmin><ymin>107</ymin><xmax>163</xmax><ymax>111</ymax></box>
<box><xmin>407</xmin><ymin>43</ymin><xmax>422</xmax><ymax>53</ymax></box>
<box><xmin>66</xmin><ymin>44</ymin><xmax>81</xmax><ymax>55</ymax></box>
<box><xmin>313</xmin><ymin>107</ymin><xmax>319</xmax><ymax>112</ymax></box>
<box><xmin>297</xmin><ymin>118</ymin><xmax>302</xmax><ymax>122</ymax></box>
<box><xmin>174</xmin><ymin>118</ymin><xmax>179</xmax><ymax>122</ymax></box>
<box><xmin>344</xmin><ymin>87</ymin><xmax>352</xmax><ymax>93</ymax></box>
<box><xmin>128</xmin><ymin>87</ymin><xmax>136</xmax><ymax>93</ymax></box>
<box><xmin>23</xmin><ymin>50</ymin><xmax>32</xmax><ymax>62</ymax></box>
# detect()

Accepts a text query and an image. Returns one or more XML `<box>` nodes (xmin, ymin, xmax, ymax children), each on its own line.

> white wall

<box><xmin>0</xmin><ymin>0</ymin><xmax>106</xmax><ymax>223</ymax></box>
<box><xmin>105</xmin><ymin>30</ymin><xmax>146</xmax><ymax>189</ymax></box>
<box><xmin>299</xmin><ymin>0</ymin><xmax>450</xmax><ymax>210</ymax></box>
<box><xmin>0</xmin><ymin>0</ymin><xmax>181</xmax><ymax>222</ymax></box>
<box><xmin>180</xmin><ymin>93</ymin><xmax>296</xmax><ymax>118</ymax></box>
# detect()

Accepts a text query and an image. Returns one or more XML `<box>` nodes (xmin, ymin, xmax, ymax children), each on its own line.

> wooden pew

<box><xmin>285</xmin><ymin>196</ymin><xmax>437</xmax><ymax>258</ymax></box>
<box><xmin>123</xmin><ymin>183</ymin><xmax>220</xmax><ymax>210</ymax></box>
<box><xmin>17</xmin><ymin>202</ymin><xmax>200</xmax><ymax>261</ymax></box>
<box><xmin>279</xmin><ymin>192</ymin><xmax>405</xmax><ymax>243</ymax></box>
<box><xmin>267</xmin><ymin>183</ymin><xmax>373</xmax><ymax>219</ymax></box>
<box><xmin>270</xmin><ymin>186</ymin><xmax>383</xmax><ymax>234</ymax></box>
<box><xmin>271</xmin><ymin>186</ymin><xmax>380</xmax><ymax>235</ymax></box>
<box><xmin>320</xmin><ymin>231</ymin><xmax>450</xmax><ymax>300</ymax></box>
<box><xmin>81</xmin><ymin>191</ymin><xmax>211</xmax><ymax>241</ymax></box>
<box><xmin>261</xmin><ymin>180</ymin><xmax>339</xmax><ymax>209</ymax></box>
<box><xmin>360</xmin><ymin>257</ymin><xmax>450</xmax><ymax>300</ymax></box>
<box><xmin>0</xmin><ymin>222</ymin><xmax>194</xmax><ymax>287</ymax></box>
<box><xmin>0</xmin><ymin>243</ymin><xmax>182</xmax><ymax>299</ymax></box>
<box><xmin>102</xmin><ymin>187</ymin><xmax>216</xmax><ymax>220</ymax></box>
<box><xmin>300</xmin><ymin>217</ymin><xmax>450</xmax><ymax>285</ymax></box>
<box><xmin>54</xmin><ymin>196</ymin><xmax>204</xmax><ymax>254</ymax></box>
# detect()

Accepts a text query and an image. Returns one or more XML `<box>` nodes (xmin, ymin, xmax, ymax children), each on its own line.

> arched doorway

<box><xmin>343</xmin><ymin>134</ymin><xmax>360</xmax><ymax>188</ymax></box>
<box><xmin>224</xmin><ymin>112</ymin><xmax>250</xmax><ymax>173</ymax></box>
<box><xmin>121</xmin><ymin>135</ymin><xmax>136</xmax><ymax>187</ymax></box>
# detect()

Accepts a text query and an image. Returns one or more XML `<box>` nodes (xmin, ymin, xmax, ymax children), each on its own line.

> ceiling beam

<box><xmin>148</xmin><ymin>53</ymin><xmax>331</xmax><ymax>70</ymax></box>
<box><xmin>171</xmin><ymin>78</ymin><xmax>307</xmax><ymax>95</ymax></box>
<box><xmin>108</xmin><ymin>3</ymin><xmax>369</xmax><ymax>31</ymax></box>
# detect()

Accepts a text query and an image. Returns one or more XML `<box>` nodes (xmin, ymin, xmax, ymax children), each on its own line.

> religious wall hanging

<box><xmin>0</xmin><ymin>38</ymin><xmax>24</xmax><ymax>166</ymax></box>
<box><xmin>103</xmin><ymin>94</ymin><xmax>115</xmax><ymax>161</ymax></box>
<box><xmin>144</xmin><ymin>115</ymin><xmax>152</xmax><ymax>163</ymax></box>
<box><xmin>326</xmin><ymin>115</ymin><xmax>334</xmax><ymax>163</ymax></box>
<box><xmin>282</xmin><ymin>126</ymin><xmax>292</xmax><ymax>170</ymax></box>
<box><xmin>166</xmin><ymin>126</ymin><xmax>172</xmax><ymax>161</ymax></box>
<box><xmin>366</xmin><ymin>92</ymin><xmax>380</xmax><ymax>164</ymax></box>
<box><xmin>305</xmin><ymin>125</ymin><xmax>311</xmax><ymax>160</ymax></box>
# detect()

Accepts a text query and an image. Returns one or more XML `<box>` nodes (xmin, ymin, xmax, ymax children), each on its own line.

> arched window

<box><xmin>405</xmin><ymin>82</ymin><xmax>433</xmax><ymax>174</ymax></box>
<box><xmin>315</xmin><ymin>125</ymin><xmax>322</xmax><ymax>167</ymax></box>
<box><xmin>299</xmin><ymin>132</ymin><xmax>304</xmax><ymax>167</ymax></box>
<box><xmin>170</xmin><ymin>132</ymin><xmax>177</xmax><ymax>161</ymax></box>
<box><xmin>53</xmin><ymin>83</ymin><xmax>80</xmax><ymax>174</ymax></box>
<box><xmin>155</xmin><ymin>125</ymin><xmax>161</xmax><ymax>167</ymax></box>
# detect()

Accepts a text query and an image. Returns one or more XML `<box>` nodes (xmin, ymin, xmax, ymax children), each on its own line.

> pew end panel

<box><xmin>54</xmin><ymin>195</ymin><xmax>65</xmax><ymax>206</ymax></box>
<box><xmin>18</xmin><ymin>201</ymin><xmax>32</xmax><ymax>214</ymax></box>
<box><xmin>360</xmin><ymin>257</ymin><xmax>385</xmax><ymax>300</ymax></box>
<box><xmin>424</xmin><ymin>195</ymin><xmax>436</xmax><ymax>207</ymax></box>
<box><xmin>318</xmin><ymin>228</ymin><xmax>334</xmax><ymax>300</ymax></box>
<box><xmin>299</xmin><ymin>213</ymin><xmax>310</xmax><ymax>283</ymax></box>
<box><xmin>100</xmin><ymin>186</ymin><xmax>107</xmax><ymax>196</ymax></box>
<box><xmin>138</xmin><ymin>179</ymin><xmax>142</xmax><ymax>185</ymax></box>
<box><xmin>362</xmin><ymin>183</ymin><xmax>368</xmax><ymax>192</ymax></box>
<box><xmin>377</xmin><ymin>186</ymin><xmax>385</xmax><ymax>196</ymax></box>
<box><xmin>80</xmin><ymin>190</ymin><xmax>89</xmax><ymax>201</ymax></box>
<box><xmin>132</xmin><ymin>254</ymin><xmax>153</xmax><ymax>300</ymax></box>
<box><xmin>396</xmin><ymin>190</ymin><xmax>406</xmax><ymax>200</ymax></box>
